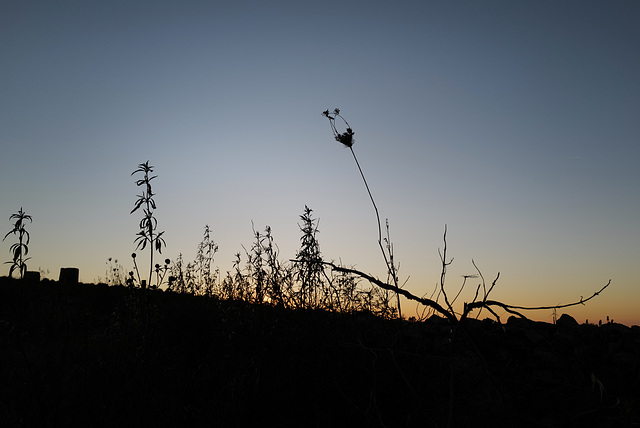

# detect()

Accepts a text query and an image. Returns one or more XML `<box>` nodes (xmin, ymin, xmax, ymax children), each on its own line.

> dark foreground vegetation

<box><xmin>1</xmin><ymin>277</ymin><xmax>639</xmax><ymax>427</ymax></box>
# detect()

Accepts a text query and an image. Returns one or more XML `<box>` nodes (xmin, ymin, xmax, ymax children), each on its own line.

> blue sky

<box><xmin>2</xmin><ymin>0</ymin><xmax>639</xmax><ymax>324</ymax></box>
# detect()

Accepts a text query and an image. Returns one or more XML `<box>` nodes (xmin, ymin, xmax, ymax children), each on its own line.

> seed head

<box><xmin>336</xmin><ymin>128</ymin><xmax>354</xmax><ymax>147</ymax></box>
<box><xmin>322</xmin><ymin>108</ymin><xmax>355</xmax><ymax>148</ymax></box>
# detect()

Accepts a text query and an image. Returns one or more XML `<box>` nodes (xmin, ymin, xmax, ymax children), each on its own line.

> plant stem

<box><xmin>148</xmin><ymin>211</ymin><xmax>153</xmax><ymax>288</ymax></box>
<box><xmin>349</xmin><ymin>147</ymin><xmax>382</xmax><ymax>245</ymax></box>
<box><xmin>349</xmin><ymin>146</ymin><xmax>403</xmax><ymax>319</ymax></box>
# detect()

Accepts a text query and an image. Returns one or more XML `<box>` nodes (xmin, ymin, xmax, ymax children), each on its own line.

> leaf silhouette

<box><xmin>131</xmin><ymin>199</ymin><xmax>145</xmax><ymax>214</ymax></box>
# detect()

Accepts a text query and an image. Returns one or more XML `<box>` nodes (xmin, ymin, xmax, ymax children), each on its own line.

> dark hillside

<box><xmin>1</xmin><ymin>277</ymin><xmax>638</xmax><ymax>427</ymax></box>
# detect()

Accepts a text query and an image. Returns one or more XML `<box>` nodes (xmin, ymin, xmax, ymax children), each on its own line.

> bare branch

<box><xmin>307</xmin><ymin>260</ymin><xmax>611</xmax><ymax>325</ymax></box>
<box><xmin>439</xmin><ymin>225</ymin><xmax>455</xmax><ymax>318</ymax></box>
<box><xmin>314</xmin><ymin>261</ymin><xmax>457</xmax><ymax>323</ymax></box>
<box><xmin>486</xmin><ymin>272</ymin><xmax>500</xmax><ymax>301</ymax></box>
<box><xmin>471</xmin><ymin>259</ymin><xmax>486</xmax><ymax>300</ymax></box>
<box><xmin>462</xmin><ymin>280</ymin><xmax>611</xmax><ymax>320</ymax></box>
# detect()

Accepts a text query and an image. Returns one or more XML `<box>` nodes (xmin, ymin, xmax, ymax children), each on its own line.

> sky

<box><xmin>2</xmin><ymin>0</ymin><xmax>639</xmax><ymax>325</ymax></box>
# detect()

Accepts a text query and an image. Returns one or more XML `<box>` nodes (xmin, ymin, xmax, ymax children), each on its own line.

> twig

<box><xmin>438</xmin><ymin>226</ymin><xmax>455</xmax><ymax>318</ymax></box>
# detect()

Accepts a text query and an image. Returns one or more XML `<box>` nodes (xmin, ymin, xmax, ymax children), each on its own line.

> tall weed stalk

<box><xmin>322</xmin><ymin>108</ymin><xmax>403</xmax><ymax>318</ymax></box>
<box><xmin>130</xmin><ymin>161</ymin><xmax>166</xmax><ymax>288</ymax></box>
<box><xmin>3</xmin><ymin>208</ymin><xmax>32</xmax><ymax>279</ymax></box>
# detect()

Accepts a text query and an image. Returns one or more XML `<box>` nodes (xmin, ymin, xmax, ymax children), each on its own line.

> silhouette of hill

<box><xmin>1</xmin><ymin>277</ymin><xmax>638</xmax><ymax>427</ymax></box>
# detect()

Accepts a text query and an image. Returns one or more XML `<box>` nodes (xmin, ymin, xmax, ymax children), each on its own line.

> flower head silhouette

<box><xmin>322</xmin><ymin>108</ymin><xmax>355</xmax><ymax>147</ymax></box>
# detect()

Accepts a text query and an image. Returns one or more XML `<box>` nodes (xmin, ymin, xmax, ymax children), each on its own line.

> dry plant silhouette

<box><xmin>3</xmin><ymin>208</ymin><xmax>33</xmax><ymax>279</ymax></box>
<box><xmin>166</xmin><ymin>225</ymin><xmax>219</xmax><ymax>295</ymax></box>
<box><xmin>104</xmin><ymin>257</ymin><xmax>126</xmax><ymax>286</ymax></box>
<box><xmin>322</xmin><ymin>108</ymin><xmax>403</xmax><ymax>318</ymax></box>
<box><xmin>319</xmin><ymin>108</ymin><xmax>611</xmax><ymax>324</ymax></box>
<box><xmin>294</xmin><ymin>205</ymin><xmax>326</xmax><ymax>308</ymax></box>
<box><xmin>133</xmin><ymin>204</ymin><xmax>398</xmax><ymax>317</ymax></box>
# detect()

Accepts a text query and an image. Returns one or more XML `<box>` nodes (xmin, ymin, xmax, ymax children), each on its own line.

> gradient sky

<box><xmin>2</xmin><ymin>0</ymin><xmax>639</xmax><ymax>325</ymax></box>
